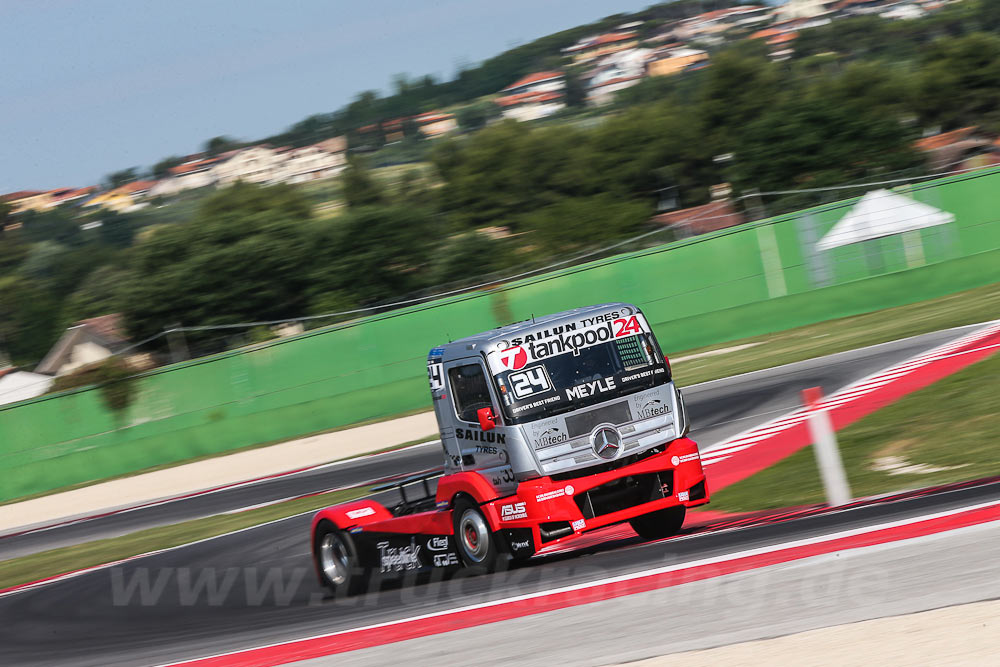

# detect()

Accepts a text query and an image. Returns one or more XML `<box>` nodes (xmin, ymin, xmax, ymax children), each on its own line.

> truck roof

<box><xmin>429</xmin><ymin>302</ymin><xmax>638</xmax><ymax>361</ymax></box>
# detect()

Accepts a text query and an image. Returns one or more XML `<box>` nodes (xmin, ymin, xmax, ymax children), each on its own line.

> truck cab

<box><xmin>428</xmin><ymin>303</ymin><xmax>690</xmax><ymax>491</ymax></box>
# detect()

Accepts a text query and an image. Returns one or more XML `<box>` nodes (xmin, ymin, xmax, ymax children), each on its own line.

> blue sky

<box><xmin>1</xmin><ymin>0</ymin><xmax>654</xmax><ymax>192</ymax></box>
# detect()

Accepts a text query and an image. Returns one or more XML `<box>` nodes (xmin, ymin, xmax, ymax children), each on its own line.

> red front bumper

<box><xmin>483</xmin><ymin>437</ymin><xmax>709</xmax><ymax>552</ymax></box>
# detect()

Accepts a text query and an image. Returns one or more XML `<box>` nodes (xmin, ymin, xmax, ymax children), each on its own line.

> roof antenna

<box><xmin>447</xmin><ymin>332</ymin><xmax>452</xmax><ymax>343</ymax></box>
<box><xmin>531</xmin><ymin>313</ymin><xmax>535</xmax><ymax>324</ymax></box>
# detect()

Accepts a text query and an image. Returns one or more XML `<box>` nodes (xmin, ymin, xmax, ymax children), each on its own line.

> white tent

<box><xmin>0</xmin><ymin>371</ymin><xmax>53</xmax><ymax>406</ymax></box>
<box><xmin>816</xmin><ymin>189</ymin><xmax>954</xmax><ymax>252</ymax></box>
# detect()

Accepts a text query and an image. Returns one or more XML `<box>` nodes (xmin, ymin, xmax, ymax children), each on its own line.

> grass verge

<box><xmin>671</xmin><ymin>281</ymin><xmax>1000</xmax><ymax>387</ymax></box>
<box><xmin>709</xmin><ymin>348</ymin><xmax>1000</xmax><ymax>513</ymax></box>
<box><xmin>0</xmin><ymin>486</ymin><xmax>370</xmax><ymax>591</ymax></box>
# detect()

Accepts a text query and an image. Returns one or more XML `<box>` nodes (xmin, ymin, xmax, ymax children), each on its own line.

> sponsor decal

<box><xmin>621</xmin><ymin>369</ymin><xmax>656</xmax><ymax>383</ymax></box>
<box><xmin>377</xmin><ymin>538</ymin><xmax>422</xmax><ymax>573</ymax></box>
<box><xmin>345</xmin><ymin>506</ymin><xmax>376</xmax><ymax>520</ymax></box>
<box><xmin>512</xmin><ymin>395</ymin><xmax>563</xmax><ymax>414</ymax></box>
<box><xmin>426</xmin><ymin>536</ymin><xmax>449</xmax><ymax>552</ymax></box>
<box><xmin>535</xmin><ymin>489</ymin><xmax>566</xmax><ymax>502</ymax></box>
<box><xmin>510</xmin><ymin>539</ymin><xmax>532</xmax><ymax>551</ymax></box>
<box><xmin>671</xmin><ymin>456</ymin><xmax>680</xmax><ymax>466</ymax></box>
<box><xmin>678</xmin><ymin>491</ymin><xmax>690</xmax><ymax>502</ymax></box>
<box><xmin>499</xmin><ymin>345</ymin><xmax>528</xmax><ymax>371</ymax></box>
<box><xmin>679</xmin><ymin>453</ymin><xmax>700</xmax><ymax>463</ymax></box>
<box><xmin>432</xmin><ymin>553</ymin><xmax>459</xmax><ymax>567</ymax></box>
<box><xmin>496</xmin><ymin>314</ymin><xmax>647</xmax><ymax>369</ymax></box>
<box><xmin>534</xmin><ymin>426</ymin><xmax>568</xmax><ymax>448</ymax></box>
<box><xmin>436</xmin><ymin>500</ymin><xmax>450</xmax><ymax>509</ymax></box>
<box><xmin>564</xmin><ymin>484</ymin><xmax>575</xmax><ymax>495</ymax></box>
<box><xmin>455</xmin><ymin>429</ymin><xmax>506</xmax><ymax>444</ymax></box>
<box><xmin>475</xmin><ymin>445</ymin><xmax>498</xmax><ymax>455</ymax></box>
<box><xmin>509</xmin><ymin>366</ymin><xmax>552</xmax><ymax>399</ymax></box>
<box><xmin>491</xmin><ymin>468</ymin><xmax>516</xmax><ymax>486</ymax></box>
<box><xmin>501</xmin><ymin>502</ymin><xmax>528</xmax><ymax>521</ymax></box>
<box><xmin>571</xmin><ymin>519</ymin><xmax>586</xmax><ymax>531</ymax></box>
<box><xmin>427</xmin><ymin>362</ymin><xmax>444</xmax><ymax>391</ymax></box>
<box><xmin>565</xmin><ymin>376</ymin><xmax>616</xmax><ymax>400</ymax></box>
<box><xmin>348</xmin><ymin>526</ymin><xmax>363</xmax><ymax>534</ymax></box>
<box><xmin>637</xmin><ymin>398</ymin><xmax>669</xmax><ymax>419</ymax></box>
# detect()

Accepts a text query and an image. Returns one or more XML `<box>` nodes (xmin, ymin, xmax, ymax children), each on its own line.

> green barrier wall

<box><xmin>2</xmin><ymin>169</ymin><xmax>999</xmax><ymax>501</ymax></box>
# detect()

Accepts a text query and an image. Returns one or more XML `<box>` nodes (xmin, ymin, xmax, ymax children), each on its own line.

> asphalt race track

<box><xmin>0</xmin><ymin>323</ymin><xmax>994</xmax><ymax>666</ymax></box>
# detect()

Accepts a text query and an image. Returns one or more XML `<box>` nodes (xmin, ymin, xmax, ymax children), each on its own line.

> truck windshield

<box><xmin>493</xmin><ymin>333</ymin><xmax>670</xmax><ymax>423</ymax></box>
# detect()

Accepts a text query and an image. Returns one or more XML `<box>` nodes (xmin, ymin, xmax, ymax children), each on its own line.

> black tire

<box><xmin>452</xmin><ymin>497</ymin><xmax>506</xmax><ymax>574</ymax></box>
<box><xmin>629</xmin><ymin>505</ymin><xmax>686</xmax><ymax>541</ymax></box>
<box><xmin>314</xmin><ymin>522</ymin><xmax>367</xmax><ymax>596</ymax></box>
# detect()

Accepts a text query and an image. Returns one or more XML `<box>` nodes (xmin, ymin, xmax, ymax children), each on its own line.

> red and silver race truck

<box><xmin>311</xmin><ymin>303</ymin><xmax>709</xmax><ymax>594</ymax></box>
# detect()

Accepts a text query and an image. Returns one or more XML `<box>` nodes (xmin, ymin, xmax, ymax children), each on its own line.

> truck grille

<box><xmin>565</xmin><ymin>402</ymin><xmax>633</xmax><ymax>438</ymax></box>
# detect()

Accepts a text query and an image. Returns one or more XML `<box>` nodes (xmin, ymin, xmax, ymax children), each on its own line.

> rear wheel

<box><xmin>314</xmin><ymin>523</ymin><xmax>366</xmax><ymax>596</ymax></box>
<box><xmin>629</xmin><ymin>505</ymin><xmax>686</xmax><ymax>541</ymax></box>
<box><xmin>452</xmin><ymin>498</ymin><xmax>505</xmax><ymax>574</ymax></box>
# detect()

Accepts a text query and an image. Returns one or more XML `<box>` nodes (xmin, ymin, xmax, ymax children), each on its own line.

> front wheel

<box><xmin>314</xmin><ymin>523</ymin><xmax>367</xmax><ymax>596</ymax></box>
<box><xmin>452</xmin><ymin>498</ymin><xmax>506</xmax><ymax>574</ymax></box>
<box><xmin>629</xmin><ymin>505</ymin><xmax>686</xmax><ymax>541</ymax></box>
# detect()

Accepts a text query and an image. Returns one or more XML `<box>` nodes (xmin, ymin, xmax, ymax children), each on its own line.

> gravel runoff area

<box><xmin>0</xmin><ymin>411</ymin><xmax>437</xmax><ymax>535</ymax></box>
<box><xmin>617</xmin><ymin>599</ymin><xmax>1000</xmax><ymax>667</ymax></box>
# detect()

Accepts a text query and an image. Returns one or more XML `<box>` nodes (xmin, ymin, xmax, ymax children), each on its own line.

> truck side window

<box><xmin>449</xmin><ymin>364</ymin><xmax>493</xmax><ymax>423</ymax></box>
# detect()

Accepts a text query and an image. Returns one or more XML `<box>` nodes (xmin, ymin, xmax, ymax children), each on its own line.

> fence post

<box><xmin>802</xmin><ymin>386</ymin><xmax>852</xmax><ymax>507</ymax></box>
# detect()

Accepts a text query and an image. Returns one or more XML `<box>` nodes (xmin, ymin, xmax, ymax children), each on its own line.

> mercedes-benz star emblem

<box><xmin>592</xmin><ymin>426</ymin><xmax>622</xmax><ymax>460</ymax></box>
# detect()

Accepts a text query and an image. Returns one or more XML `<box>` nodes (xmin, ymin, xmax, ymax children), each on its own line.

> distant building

<box><xmin>651</xmin><ymin>188</ymin><xmax>745</xmax><ymax>238</ymax></box>
<box><xmin>647</xmin><ymin>47</ymin><xmax>709</xmax><ymax>77</ymax></box>
<box><xmin>210</xmin><ymin>145</ymin><xmax>285</xmax><ymax>186</ymax></box>
<box><xmin>276</xmin><ymin>141</ymin><xmax>348</xmax><ymax>183</ymax></box>
<box><xmin>1</xmin><ymin>190</ymin><xmax>52</xmax><ymax>213</ymax></box>
<box><xmin>150</xmin><ymin>157</ymin><xmax>222</xmax><ymax>197</ymax></box>
<box><xmin>0</xmin><ymin>369</ymin><xmax>53</xmax><ymax>406</ymax></box>
<box><xmin>563</xmin><ymin>31</ymin><xmax>640</xmax><ymax>64</ymax></box>
<box><xmin>674</xmin><ymin>6</ymin><xmax>772</xmax><ymax>42</ymax></box>
<box><xmin>777</xmin><ymin>0</ymin><xmax>838</xmax><ymax>20</ymax></box>
<box><xmin>495</xmin><ymin>71</ymin><xmax>566</xmax><ymax>121</ymax></box>
<box><xmin>586</xmin><ymin>48</ymin><xmax>653</xmax><ymax>105</ymax></box>
<box><xmin>414</xmin><ymin>111</ymin><xmax>458</xmax><ymax>138</ymax></box>
<box><xmin>914</xmin><ymin>126</ymin><xmax>996</xmax><ymax>171</ymax></box>
<box><xmin>35</xmin><ymin>314</ymin><xmax>131</xmax><ymax>377</ymax></box>
<box><xmin>84</xmin><ymin>180</ymin><xmax>158</xmax><ymax>213</ymax></box>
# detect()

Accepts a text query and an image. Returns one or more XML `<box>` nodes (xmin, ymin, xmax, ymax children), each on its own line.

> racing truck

<box><xmin>311</xmin><ymin>303</ymin><xmax>709</xmax><ymax>594</ymax></box>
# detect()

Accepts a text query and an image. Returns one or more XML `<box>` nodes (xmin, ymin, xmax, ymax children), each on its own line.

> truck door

<box><xmin>443</xmin><ymin>357</ymin><xmax>518</xmax><ymax>496</ymax></box>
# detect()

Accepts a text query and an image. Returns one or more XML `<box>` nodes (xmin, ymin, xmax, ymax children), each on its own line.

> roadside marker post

<box><xmin>803</xmin><ymin>387</ymin><xmax>852</xmax><ymax>507</ymax></box>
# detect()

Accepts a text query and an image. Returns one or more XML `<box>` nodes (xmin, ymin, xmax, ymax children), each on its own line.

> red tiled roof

<box><xmin>590</xmin><ymin>75</ymin><xmax>642</xmax><ymax>89</ymax></box>
<box><xmin>76</xmin><ymin>314</ymin><xmax>128</xmax><ymax>345</ymax></box>
<box><xmin>502</xmin><ymin>71</ymin><xmax>564</xmax><ymax>91</ymax></box>
<box><xmin>651</xmin><ymin>200</ymin><xmax>745</xmax><ymax>235</ymax></box>
<box><xmin>111</xmin><ymin>180</ymin><xmax>157</xmax><ymax>195</ymax></box>
<box><xmin>495</xmin><ymin>91</ymin><xmax>563</xmax><ymax>107</ymax></box>
<box><xmin>168</xmin><ymin>158</ymin><xmax>219</xmax><ymax>176</ymax></box>
<box><xmin>49</xmin><ymin>186</ymin><xmax>95</xmax><ymax>202</ymax></box>
<box><xmin>1</xmin><ymin>190</ymin><xmax>43</xmax><ymax>202</ymax></box>
<box><xmin>914</xmin><ymin>126</ymin><xmax>979</xmax><ymax>151</ymax></box>
<box><xmin>768</xmin><ymin>32</ymin><xmax>799</xmax><ymax>45</ymax></box>
<box><xmin>751</xmin><ymin>28</ymin><xmax>782</xmax><ymax>39</ymax></box>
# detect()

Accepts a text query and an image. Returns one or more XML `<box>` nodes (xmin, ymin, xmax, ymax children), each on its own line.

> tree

<box><xmin>62</xmin><ymin>264</ymin><xmax>130</xmax><ymax>323</ymax></box>
<box><xmin>122</xmin><ymin>183</ymin><xmax>316</xmax><ymax>344</ymax></box>
<box><xmin>204</xmin><ymin>135</ymin><xmax>240</xmax><ymax>156</ymax></box>
<box><xmin>152</xmin><ymin>155</ymin><xmax>185</xmax><ymax>178</ymax></box>
<box><xmin>105</xmin><ymin>167</ymin><xmax>139</xmax><ymax>190</ymax></box>
<box><xmin>341</xmin><ymin>157</ymin><xmax>385</xmax><ymax>208</ymax></box>
<box><xmin>916</xmin><ymin>33</ymin><xmax>1000</xmax><ymax>131</ymax></box>
<box><xmin>0</xmin><ymin>276</ymin><xmax>60</xmax><ymax>364</ymax></box>
<box><xmin>323</xmin><ymin>206</ymin><xmax>439</xmax><ymax>304</ymax></box>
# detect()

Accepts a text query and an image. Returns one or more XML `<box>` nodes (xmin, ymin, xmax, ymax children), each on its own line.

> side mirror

<box><xmin>477</xmin><ymin>406</ymin><xmax>497</xmax><ymax>431</ymax></box>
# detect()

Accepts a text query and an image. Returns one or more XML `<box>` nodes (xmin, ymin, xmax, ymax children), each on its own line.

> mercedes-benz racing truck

<box><xmin>311</xmin><ymin>303</ymin><xmax>709</xmax><ymax>594</ymax></box>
